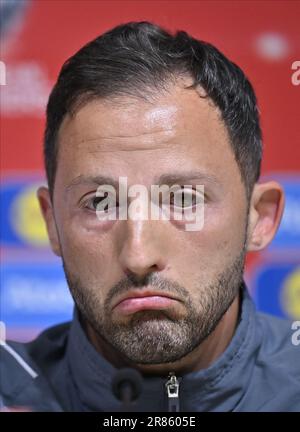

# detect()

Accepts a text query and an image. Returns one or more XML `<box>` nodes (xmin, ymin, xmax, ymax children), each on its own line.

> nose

<box><xmin>118</xmin><ymin>219</ymin><xmax>168</xmax><ymax>279</ymax></box>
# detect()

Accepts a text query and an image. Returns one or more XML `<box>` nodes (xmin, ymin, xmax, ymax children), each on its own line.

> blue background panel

<box><xmin>253</xmin><ymin>262</ymin><xmax>300</xmax><ymax>320</ymax></box>
<box><xmin>1</xmin><ymin>261</ymin><xmax>73</xmax><ymax>328</ymax></box>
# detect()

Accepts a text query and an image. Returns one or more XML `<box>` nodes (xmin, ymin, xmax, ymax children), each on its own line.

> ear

<box><xmin>247</xmin><ymin>181</ymin><xmax>285</xmax><ymax>251</ymax></box>
<box><xmin>37</xmin><ymin>187</ymin><xmax>62</xmax><ymax>256</ymax></box>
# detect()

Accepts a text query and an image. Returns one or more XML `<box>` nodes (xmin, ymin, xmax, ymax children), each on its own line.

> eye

<box><xmin>170</xmin><ymin>187</ymin><xmax>203</xmax><ymax>209</ymax></box>
<box><xmin>83</xmin><ymin>192</ymin><xmax>117</xmax><ymax>212</ymax></box>
<box><xmin>86</xmin><ymin>196</ymin><xmax>108</xmax><ymax>211</ymax></box>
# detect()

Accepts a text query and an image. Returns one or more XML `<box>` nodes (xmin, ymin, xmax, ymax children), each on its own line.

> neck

<box><xmin>83</xmin><ymin>292</ymin><xmax>241</xmax><ymax>377</ymax></box>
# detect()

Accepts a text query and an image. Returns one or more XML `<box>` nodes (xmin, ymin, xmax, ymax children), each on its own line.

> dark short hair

<box><xmin>44</xmin><ymin>21</ymin><xmax>262</xmax><ymax>199</ymax></box>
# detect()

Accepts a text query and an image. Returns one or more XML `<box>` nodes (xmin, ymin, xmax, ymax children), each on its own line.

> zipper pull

<box><xmin>165</xmin><ymin>372</ymin><xmax>180</xmax><ymax>412</ymax></box>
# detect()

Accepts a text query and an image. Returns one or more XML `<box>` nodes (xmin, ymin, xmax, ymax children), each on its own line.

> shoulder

<box><xmin>227</xmin><ymin>302</ymin><xmax>300</xmax><ymax>411</ymax></box>
<box><xmin>27</xmin><ymin>321</ymin><xmax>71</xmax><ymax>367</ymax></box>
<box><xmin>0</xmin><ymin>321</ymin><xmax>71</xmax><ymax>410</ymax></box>
<box><xmin>256</xmin><ymin>312</ymin><xmax>300</xmax><ymax>372</ymax></box>
<box><xmin>252</xmin><ymin>312</ymin><xmax>300</xmax><ymax>410</ymax></box>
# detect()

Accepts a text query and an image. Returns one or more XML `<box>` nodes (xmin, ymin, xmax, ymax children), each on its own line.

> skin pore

<box><xmin>38</xmin><ymin>79</ymin><xmax>284</xmax><ymax>377</ymax></box>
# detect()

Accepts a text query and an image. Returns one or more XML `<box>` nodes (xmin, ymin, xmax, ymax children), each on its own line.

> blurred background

<box><xmin>0</xmin><ymin>0</ymin><xmax>299</xmax><ymax>341</ymax></box>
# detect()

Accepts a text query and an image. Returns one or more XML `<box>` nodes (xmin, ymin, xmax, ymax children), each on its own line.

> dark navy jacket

<box><xmin>1</xmin><ymin>287</ymin><xmax>300</xmax><ymax>412</ymax></box>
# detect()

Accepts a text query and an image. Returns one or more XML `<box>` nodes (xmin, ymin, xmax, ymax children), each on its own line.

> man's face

<box><xmin>48</xmin><ymin>82</ymin><xmax>249</xmax><ymax>365</ymax></box>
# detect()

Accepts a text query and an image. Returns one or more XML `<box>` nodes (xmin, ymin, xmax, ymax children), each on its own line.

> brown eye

<box><xmin>84</xmin><ymin>192</ymin><xmax>117</xmax><ymax>212</ymax></box>
<box><xmin>171</xmin><ymin>188</ymin><xmax>198</xmax><ymax>209</ymax></box>
<box><xmin>91</xmin><ymin>196</ymin><xmax>108</xmax><ymax>211</ymax></box>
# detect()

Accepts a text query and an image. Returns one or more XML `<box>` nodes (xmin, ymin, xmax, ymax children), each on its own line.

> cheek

<box><xmin>175</xmin><ymin>203</ymin><xmax>247</xmax><ymax>280</ymax></box>
<box><xmin>57</xmin><ymin>212</ymin><xmax>114</xmax><ymax>281</ymax></box>
<box><xmin>205</xmin><ymin>204</ymin><xmax>246</xmax><ymax>251</ymax></box>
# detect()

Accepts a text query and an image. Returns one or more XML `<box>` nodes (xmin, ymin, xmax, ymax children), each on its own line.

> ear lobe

<box><xmin>247</xmin><ymin>182</ymin><xmax>285</xmax><ymax>252</ymax></box>
<box><xmin>37</xmin><ymin>186</ymin><xmax>62</xmax><ymax>256</ymax></box>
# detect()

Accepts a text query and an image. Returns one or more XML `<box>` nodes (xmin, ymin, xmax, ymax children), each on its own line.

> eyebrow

<box><xmin>66</xmin><ymin>175</ymin><xmax>121</xmax><ymax>191</ymax></box>
<box><xmin>157</xmin><ymin>170</ymin><xmax>221</xmax><ymax>187</ymax></box>
<box><xmin>66</xmin><ymin>170</ymin><xmax>221</xmax><ymax>192</ymax></box>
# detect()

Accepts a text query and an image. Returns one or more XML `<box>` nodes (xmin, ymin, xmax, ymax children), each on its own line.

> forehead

<box><xmin>56</xmin><ymin>83</ymin><xmax>241</xmax><ymax>187</ymax></box>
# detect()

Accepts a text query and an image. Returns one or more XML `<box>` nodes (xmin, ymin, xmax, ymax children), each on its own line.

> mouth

<box><xmin>112</xmin><ymin>290</ymin><xmax>181</xmax><ymax>316</ymax></box>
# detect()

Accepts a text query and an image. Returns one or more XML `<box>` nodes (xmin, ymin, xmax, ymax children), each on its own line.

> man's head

<box><xmin>44</xmin><ymin>21</ymin><xmax>263</xmax><ymax>200</ymax></box>
<box><xmin>38</xmin><ymin>22</ymin><xmax>284</xmax><ymax>370</ymax></box>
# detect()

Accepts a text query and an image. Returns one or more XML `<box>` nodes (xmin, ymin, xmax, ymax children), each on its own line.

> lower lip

<box><xmin>114</xmin><ymin>296</ymin><xmax>178</xmax><ymax>315</ymax></box>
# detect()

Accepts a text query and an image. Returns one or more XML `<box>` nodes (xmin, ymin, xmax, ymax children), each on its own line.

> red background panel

<box><xmin>1</xmin><ymin>0</ymin><xmax>300</xmax><ymax>174</ymax></box>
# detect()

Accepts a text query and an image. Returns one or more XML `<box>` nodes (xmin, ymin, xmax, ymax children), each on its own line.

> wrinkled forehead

<box><xmin>57</xmin><ymin>83</ymin><xmax>226</xmax><ymax>152</ymax></box>
<box><xmin>54</xmin><ymin>83</ymin><xmax>241</xmax><ymax>191</ymax></box>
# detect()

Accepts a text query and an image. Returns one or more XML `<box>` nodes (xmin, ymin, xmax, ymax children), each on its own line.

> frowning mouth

<box><xmin>112</xmin><ymin>291</ymin><xmax>181</xmax><ymax>316</ymax></box>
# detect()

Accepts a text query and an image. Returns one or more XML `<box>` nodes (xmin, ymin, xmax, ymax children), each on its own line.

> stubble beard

<box><xmin>63</xmin><ymin>245</ymin><xmax>246</xmax><ymax>365</ymax></box>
